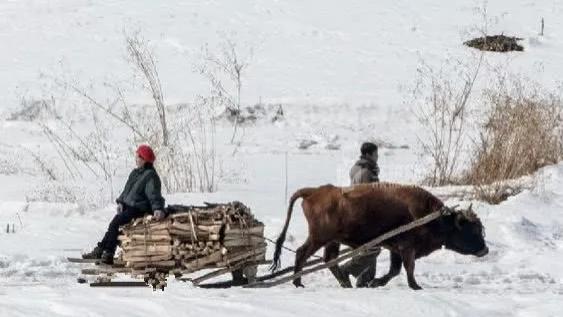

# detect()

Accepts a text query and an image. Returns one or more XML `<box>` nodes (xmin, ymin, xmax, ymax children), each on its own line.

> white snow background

<box><xmin>1</xmin><ymin>1</ymin><xmax>563</xmax><ymax>316</ymax></box>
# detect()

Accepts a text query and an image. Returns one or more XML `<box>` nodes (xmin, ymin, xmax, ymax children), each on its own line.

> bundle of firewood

<box><xmin>117</xmin><ymin>202</ymin><xmax>266</xmax><ymax>272</ymax></box>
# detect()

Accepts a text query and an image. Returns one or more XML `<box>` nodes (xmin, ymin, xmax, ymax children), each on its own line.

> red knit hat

<box><xmin>136</xmin><ymin>145</ymin><xmax>156</xmax><ymax>163</ymax></box>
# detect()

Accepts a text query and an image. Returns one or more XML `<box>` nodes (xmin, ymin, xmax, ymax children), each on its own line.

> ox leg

<box><xmin>401</xmin><ymin>249</ymin><xmax>422</xmax><ymax>290</ymax></box>
<box><xmin>368</xmin><ymin>251</ymin><xmax>402</xmax><ymax>288</ymax></box>
<box><xmin>323</xmin><ymin>242</ymin><xmax>352</xmax><ymax>288</ymax></box>
<box><xmin>293</xmin><ymin>237</ymin><xmax>322</xmax><ymax>288</ymax></box>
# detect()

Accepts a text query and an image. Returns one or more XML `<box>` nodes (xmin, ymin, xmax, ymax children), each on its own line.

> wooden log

<box><xmin>81</xmin><ymin>267</ymin><xmax>131</xmax><ymax>275</ymax></box>
<box><xmin>181</xmin><ymin>250</ymin><xmax>224</xmax><ymax>272</ymax></box>
<box><xmin>196</xmin><ymin>225</ymin><xmax>222</xmax><ymax>233</ymax></box>
<box><xmin>123</xmin><ymin>229</ymin><xmax>170</xmax><ymax>236</ymax></box>
<box><xmin>168</xmin><ymin>229</ymin><xmax>195</xmax><ymax>237</ymax></box>
<box><xmin>128</xmin><ymin>234</ymin><xmax>171</xmax><ymax>242</ymax></box>
<box><xmin>122</xmin><ymin>245</ymin><xmax>172</xmax><ymax>253</ymax></box>
<box><xmin>224</xmin><ymin>225</ymin><xmax>264</xmax><ymax>236</ymax></box>
<box><xmin>123</xmin><ymin>254</ymin><xmax>173</xmax><ymax>263</ymax></box>
<box><xmin>196</xmin><ymin>220</ymin><xmax>225</xmax><ymax>226</ymax></box>
<box><xmin>170</xmin><ymin>222</ymin><xmax>192</xmax><ymax>232</ymax></box>
<box><xmin>123</xmin><ymin>250</ymin><xmax>172</xmax><ymax>258</ymax></box>
<box><xmin>223</xmin><ymin>236</ymin><xmax>265</xmax><ymax>247</ymax></box>
<box><xmin>129</xmin><ymin>260</ymin><xmax>176</xmax><ymax>269</ymax></box>
<box><xmin>126</xmin><ymin>222</ymin><xmax>170</xmax><ymax>231</ymax></box>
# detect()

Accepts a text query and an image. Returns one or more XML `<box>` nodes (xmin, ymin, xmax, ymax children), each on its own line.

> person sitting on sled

<box><xmin>82</xmin><ymin>144</ymin><xmax>166</xmax><ymax>264</ymax></box>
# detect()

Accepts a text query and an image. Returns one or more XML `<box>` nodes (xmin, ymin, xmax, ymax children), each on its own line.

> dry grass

<box><xmin>464</xmin><ymin>78</ymin><xmax>563</xmax><ymax>203</ymax></box>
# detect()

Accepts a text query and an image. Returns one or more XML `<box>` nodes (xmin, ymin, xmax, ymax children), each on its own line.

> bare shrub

<box><xmin>158</xmin><ymin>98</ymin><xmax>219</xmax><ymax>193</ymax></box>
<box><xmin>8</xmin><ymin>97</ymin><xmax>59</xmax><ymax>122</ymax></box>
<box><xmin>464</xmin><ymin>77</ymin><xmax>563</xmax><ymax>203</ymax></box>
<box><xmin>412</xmin><ymin>54</ymin><xmax>483</xmax><ymax>186</ymax></box>
<box><xmin>125</xmin><ymin>31</ymin><xmax>170</xmax><ymax>147</ymax></box>
<box><xmin>26</xmin><ymin>181</ymin><xmax>79</xmax><ymax>204</ymax></box>
<box><xmin>35</xmin><ymin>101</ymin><xmax>120</xmax><ymax>203</ymax></box>
<box><xmin>199</xmin><ymin>38</ymin><xmax>252</xmax><ymax>144</ymax></box>
<box><xmin>124</xmin><ymin>31</ymin><xmax>219</xmax><ymax>192</ymax></box>
<box><xmin>26</xmin><ymin>148</ymin><xmax>58</xmax><ymax>181</ymax></box>
<box><xmin>0</xmin><ymin>144</ymin><xmax>20</xmax><ymax>175</ymax></box>
<box><xmin>0</xmin><ymin>158</ymin><xmax>19</xmax><ymax>175</ymax></box>
<box><xmin>31</xmin><ymin>30</ymin><xmax>220</xmax><ymax>197</ymax></box>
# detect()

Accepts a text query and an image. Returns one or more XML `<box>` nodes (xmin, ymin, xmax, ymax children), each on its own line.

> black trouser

<box><xmin>98</xmin><ymin>206</ymin><xmax>147</xmax><ymax>254</ymax></box>
<box><xmin>340</xmin><ymin>251</ymin><xmax>379</xmax><ymax>287</ymax></box>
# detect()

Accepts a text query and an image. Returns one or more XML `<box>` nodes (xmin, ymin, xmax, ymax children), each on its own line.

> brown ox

<box><xmin>272</xmin><ymin>183</ymin><xmax>488</xmax><ymax>290</ymax></box>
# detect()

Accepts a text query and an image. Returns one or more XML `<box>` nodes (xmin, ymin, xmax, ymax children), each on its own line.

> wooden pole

<box><xmin>540</xmin><ymin>18</ymin><xmax>544</xmax><ymax>36</ymax></box>
<box><xmin>284</xmin><ymin>151</ymin><xmax>288</xmax><ymax>206</ymax></box>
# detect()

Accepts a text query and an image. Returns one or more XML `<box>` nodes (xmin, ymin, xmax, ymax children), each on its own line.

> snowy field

<box><xmin>1</xmin><ymin>1</ymin><xmax>563</xmax><ymax>316</ymax></box>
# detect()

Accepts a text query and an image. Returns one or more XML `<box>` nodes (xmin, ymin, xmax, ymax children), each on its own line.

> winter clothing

<box><xmin>360</xmin><ymin>142</ymin><xmax>378</xmax><ymax>156</ymax></box>
<box><xmin>349</xmin><ymin>155</ymin><xmax>380</xmax><ymax>185</ymax></box>
<box><xmin>90</xmin><ymin>162</ymin><xmax>165</xmax><ymax>258</ymax></box>
<box><xmin>340</xmin><ymin>248</ymin><xmax>381</xmax><ymax>287</ymax></box>
<box><xmin>98</xmin><ymin>205</ymin><xmax>147</xmax><ymax>254</ymax></box>
<box><xmin>116</xmin><ymin>163</ymin><xmax>165</xmax><ymax>213</ymax></box>
<box><xmin>136</xmin><ymin>144</ymin><xmax>156</xmax><ymax>163</ymax></box>
<box><xmin>154</xmin><ymin>210</ymin><xmax>166</xmax><ymax>221</ymax></box>
<box><xmin>82</xmin><ymin>245</ymin><xmax>103</xmax><ymax>260</ymax></box>
<box><xmin>342</xmin><ymin>152</ymin><xmax>381</xmax><ymax>287</ymax></box>
<box><xmin>100</xmin><ymin>250</ymin><xmax>115</xmax><ymax>265</ymax></box>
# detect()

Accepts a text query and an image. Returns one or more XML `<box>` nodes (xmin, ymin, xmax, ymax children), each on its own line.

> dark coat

<box><xmin>349</xmin><ymin>155</ymin><xmax>380</xmax><ymax>185</ymax></box>
<box><xmin>116</xmin><ymin>163</ymin><xmax>165</xmax><ymax>212</ymax></box>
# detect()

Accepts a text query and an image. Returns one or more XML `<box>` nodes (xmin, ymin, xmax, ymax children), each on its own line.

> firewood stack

<box><xmin>117</xmin><ymin>201</ymin><xmax>266</xmax><ymax>273</ymax></box>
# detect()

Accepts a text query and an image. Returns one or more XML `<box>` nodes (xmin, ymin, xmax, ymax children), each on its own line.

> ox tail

<box><xmin>270</xmin><ymin>187</ymin><xmax>316</xmax><ymax>272</ymax></box>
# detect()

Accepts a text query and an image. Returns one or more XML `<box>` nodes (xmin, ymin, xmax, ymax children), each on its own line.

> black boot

<box><xmin>100</xmin><ymin>250</ymin><xmax>114</xmax><ymax>265</ymax></box>
<box><xmin>82</xmin><ymin>245</ymin><xmax>103</xmax><ymax>259</ymax></box>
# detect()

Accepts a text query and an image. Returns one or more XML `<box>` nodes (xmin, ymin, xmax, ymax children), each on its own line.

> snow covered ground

<box><xmin>1</xmin><ymin>1</ymin><xmax>563</xmax><ymax>316</ymax></box>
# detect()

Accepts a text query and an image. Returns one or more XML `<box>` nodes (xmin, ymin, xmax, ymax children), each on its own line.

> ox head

<box><xmin>442</xmin><ymin>204</ymin><xmax>488</xmax><ymax>257</ymax></box>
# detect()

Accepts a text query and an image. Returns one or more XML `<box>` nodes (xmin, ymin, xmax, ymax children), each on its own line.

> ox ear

<box><xmin>454</xmin><ymin>213</ymin><xmax>465</xmax><ymax>230</ymax></box>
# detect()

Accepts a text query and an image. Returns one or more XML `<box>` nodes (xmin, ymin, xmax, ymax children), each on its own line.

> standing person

<box><xmin>341</xmin><ymin>142</ymin><xmax>381</xmax><ymax>287</ymax></box>
<box><xmin>82</xmin><ymin>144</ymin><xmax>166</xmax><ymax>264</ymax></box>
<box><xmin>350</xmin><ymin>142</ymin><xmax>380</xmax><ymax>184</ymax></box>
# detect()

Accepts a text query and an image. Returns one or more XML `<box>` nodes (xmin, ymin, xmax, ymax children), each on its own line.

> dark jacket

<box><xmin>116</xmin><ymin>163</ymin><xmax>165</xmax><ymax>212</ymax></box>
<box><xmin>349</xmin><ymin>155</ymin><xmax>380</xmax><ymax>185</ymax></box>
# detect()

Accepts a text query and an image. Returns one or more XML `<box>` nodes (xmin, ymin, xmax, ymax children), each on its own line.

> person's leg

<box><xmin>83</xmin><ymin>218</ymin><xmax>126</xmax><ymax>260</ymax></box>
<box><xmin>100</xmin><ymin>207</ymin><xmax>144</xmax><ymax>254</ymax></box>
<box><xmin>340</xmin><ymin>248</ymin><xmax>380</xmax><ymax>287</ymax></box>
<box><xmin>355</xmin><ymin>254</ymin><xmax>377</xmax><ymax>287</ymax></box>
<box><xmin>231</xmin><ymin>269</ymin><xmax>246</xmax><ymax>285</ymax></box>
<box><xmin>324</xmin><ymin>242</ymin><xmax>352</xmax><ymax>288</ymax></box>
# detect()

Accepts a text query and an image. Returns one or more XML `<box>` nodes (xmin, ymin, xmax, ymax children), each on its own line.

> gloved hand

<box><xmin>116</xmin><ymin>203</ymin><xmax>123</xmax><ymax>214</ymax></box>
<box><xmin>154</xmin><ymin>210</ymin><xmax>166</xmax><ymax>221</ymax></box>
